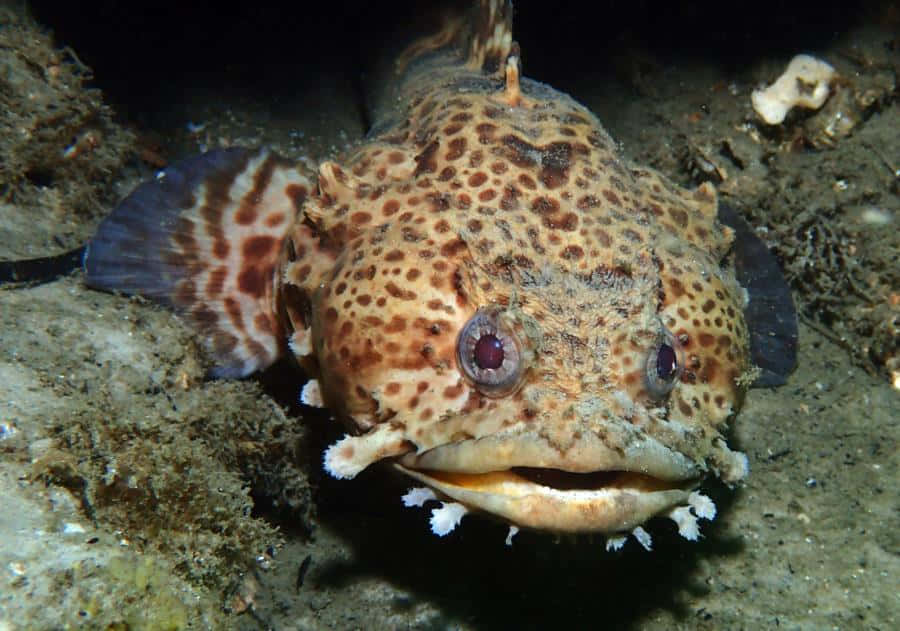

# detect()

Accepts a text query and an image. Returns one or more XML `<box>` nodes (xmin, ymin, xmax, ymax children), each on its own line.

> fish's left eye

<box><xmin>645</xmin><ymin>330</ymin><xmax>683</xmax><ymax>398</ymax></box>
<box><xmin>457</xmin><ymin>307</ymin><xmax>524</xmax><ymax>397</ymax></box>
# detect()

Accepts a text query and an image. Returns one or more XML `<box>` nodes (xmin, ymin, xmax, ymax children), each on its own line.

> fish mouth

<box><xmin>395</xmin><ymin>432</ymin><xmax>702</xmax><ymax>533</ymax></box>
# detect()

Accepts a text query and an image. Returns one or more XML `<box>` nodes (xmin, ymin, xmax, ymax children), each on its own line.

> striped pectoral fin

<box><xmin>84</xmin><ymin>147</ymin><xmax>314</xmax><ymax>377</ymax></box>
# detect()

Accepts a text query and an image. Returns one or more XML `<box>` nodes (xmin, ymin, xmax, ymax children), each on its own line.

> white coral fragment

<box><xmin>632</xmin><ymin>526</ymin><xmax>653</xmax><ymax>551</ymax></box>
<box><xmin>401</xmin><ymin>487</ymin><xmax>437</xmax><ymax>508</ymax></box>
<box><xmin>605</xmin><ymin>534</ymin><xmax>628</xmax><ymax>552</ymax></box>
<box><xmin>751</xmin><ymin>54</ymin><xmax>835</xmax><ymax>124</ymax></box>
<box><xmin>505</xmin><ymin>525</ymin><xmax>520</xmax><ymax>546</ymax></box>
<box><xmin>429</xmin><ymin>502</ymin><xmax>468</xmax><ymax>536</ymax></box>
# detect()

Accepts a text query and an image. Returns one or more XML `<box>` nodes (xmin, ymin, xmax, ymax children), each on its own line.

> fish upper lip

<box><xmin>397</xmin><ymin>429</ymin><xmax>701</xmax><ymax>484</ymax></box>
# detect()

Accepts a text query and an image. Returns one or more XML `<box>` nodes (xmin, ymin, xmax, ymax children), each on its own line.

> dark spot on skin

<box><xmin>385</xmin><ymin>316</ymin><xmax>407</xmax><ymax>333</ymax></box>
<box><xmin>669</xmin><ymin>207</ymin><xmax>689</xmax><ymax>228</ymax></box>
<box><xmin>602</xmin><ymin>190</ymin><xmax>621</xmax><ymax>206</ymax></box>
<box><xmin>500</xmin><ymin>185</ymin><xmax>521</xmax><ymax>211</ymax></box>
<box><xmin>668</xmin><ymin>278</ymin><xmax>685</xmax><ymax>297</ymax></box>
<box><xmin>594</xmin><ymin>229</ymin><xmax>611</xmax><ymax>247</ymax></box>
<box><xmin>700</xmin><ymin>357</ymin><xmax>719</xmax><ymax>383</ymax></box>
<box><xmin>518</xmin><ymin>173</ymin><xmax>536</xmax><ymax>190</ymax></box>
<box><xmin>237</xmin><ymin>265</ymin><xmax>270</xmax><ymax>298</ymax></box>
<box><xmin>385</xmin><ymin>282</ymin><xmax>416</xmax><ymax>300</ymax></box>
<box><xmin>621</xmin><ymin>228</ymin><xmax>643</xmax><ymax>242</ymax></box>
<box><xmin>383</xmin><ymin>200</ymin><xmax>400</xmax><ymax>216</ymax></box>
<box><xmin>413</xmin><ymin>141</ymin><xmax>439</xmax><ymax>176</ymax></box>
<box><xmin>538</xmin><ymin>142</ymin><xmax>572</xmax><ymax>189</ymax></box>
<box><xmin>561</xmin><ymin>245</ymin><xmax>584</xmax><ymax>260</ymax></box>
<box><xmin>678</xmin><ymin>398</ymin><xmax>693</xmax><ymax>417</ymax></box>
<box><xmin>285</xmin><ymin>183</ymin><xmax>308</xmax><ymax>212</ymax></box>
<box><xmin>502</xmin><ymin>135</ymin><xmax>538</xmax><ymax>168</ymax></box>
<box><xmin>577</xmin><ymin>195</ymin><xmax>600</xmax><ymax>209</ymax></box>
<box><xmin>242</xmin><ymin>235</ymin><xmax>277</xmax><ymax>260</ymax></box>
<box><xmin>438</xmin><ymin>166</ymin><xmax>456</xmax><ymax>181</ymax></box>
<box><xmin>443</xmin><ymin>383</ymin><xmax>464</xmax><ymax>398</ymax></box>
<box><xmin>223</xmin><ymin>297</ymin><xmax>242</xmax><ymax>330</ymax></box>
<box><xmin>351</xmin><ymin>211</ymin><xmax>372</xmax><ymax>225</ymax></box>
<box><xmin>701</xmin><ymin>299</ymin><xmax>716</xmax><ymax>313</ymax></box>
<box><xmin>544</xmin><ymin>212</ymin><xmax>578</xmax><ymax>231</ymax></box>
<box><xmin>468</xmin><ymin>172</ymin><xmax>488</xmax><ymax>187</ymax></box>
<box><xmin>531</xmin><ymin>196</ymin><xmax>559</xmax><ymax>215</ymax></box>
<box><xmin>407</xmin><ymin>268</ymin><xmax>421</xmax><ymax>281</ymax></box>
<box><xmin>440</xmin><ymin>238</ymin><xmax>467</xmax><ymax>257</ymax></box>
<box><xmin>206</xmin><ymin>266</ymin><xmax>227</xmax><ymax>297</ymax></box>
<box><xmin>476</xmin><ymin>123</ymin><xmax>497</xmax><ymax>144</ymax></box>
<box><xmin>699</xmin><ymin>332</ymin><xmax>715</xmax><ymax>347</ymax></box>
<box><xmin>213</xmin><ymin>238</ymin><xmax>229</xmax><ymax>259</ymax></box>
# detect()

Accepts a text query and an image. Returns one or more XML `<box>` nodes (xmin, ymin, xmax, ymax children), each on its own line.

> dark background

<box><xmin>29</xmin><ymin>0</ymin><xmax>884</xmax><ymax>131</ymax></box>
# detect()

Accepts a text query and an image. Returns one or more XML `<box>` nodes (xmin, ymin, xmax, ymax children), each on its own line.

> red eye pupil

<box><xmin>474</xmin><ymin>334</ymin><xmax>504</xmax><ymax>370</ymax></box>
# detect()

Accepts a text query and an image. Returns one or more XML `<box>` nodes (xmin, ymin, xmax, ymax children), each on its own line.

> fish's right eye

<box><xmin>457</xmin><ymin>307</ymin><xmax>525</xmax><ymax>397</ymax></box>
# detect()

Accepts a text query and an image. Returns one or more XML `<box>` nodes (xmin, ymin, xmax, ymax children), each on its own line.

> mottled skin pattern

<box><xmin>279</xmin><ymin>2</ymin><xmax>751</xmax><ymax>532</ymax></box>
<box><xmin>86</xmin><ymin>0</ymin><xmax>756</xmax><ymax>538</ymax></box>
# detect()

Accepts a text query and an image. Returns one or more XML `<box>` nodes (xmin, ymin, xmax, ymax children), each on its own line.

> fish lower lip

<box><xmin>395</xmin><ymin>464</ymin><xmax>697</xmax><ymax>533</ymax></box>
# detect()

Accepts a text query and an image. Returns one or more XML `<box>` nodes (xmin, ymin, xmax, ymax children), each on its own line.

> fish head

<box><xmin>285</xmin><ymin>104</ymin><xmax>753</xmax><ymax>535</ymax></box>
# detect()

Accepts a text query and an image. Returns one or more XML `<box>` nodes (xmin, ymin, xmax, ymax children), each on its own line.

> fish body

<box><xmin>85</xmin><ymin>0</ymin><xmax>795</xmax><ymax>546</ymax></box>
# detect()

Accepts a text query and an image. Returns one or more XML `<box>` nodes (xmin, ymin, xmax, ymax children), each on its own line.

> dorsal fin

<box><xmin>462</xmin><ymin>0</ymin><xmax>516</xmax><ymax>76</ymax></box>
<box><xmin>394</xmin><ymin>0</ymin><xmax>516</xmax><ymax>78</ymax></box>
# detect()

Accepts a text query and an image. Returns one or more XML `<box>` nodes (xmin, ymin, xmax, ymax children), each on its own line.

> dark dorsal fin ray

<box><xmin>718</xmin><ymin>203</ymin><xmax>798</xmax><ymax>387</ymax></box>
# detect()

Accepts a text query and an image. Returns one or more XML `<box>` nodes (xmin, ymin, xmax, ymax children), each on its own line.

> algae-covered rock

<box><xmin>0</xmin><ymin>5</ymin><xmax>134</xmax><ymax>258</ymax></box>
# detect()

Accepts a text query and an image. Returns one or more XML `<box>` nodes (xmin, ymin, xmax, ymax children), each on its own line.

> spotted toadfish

<box><xmin>84</xmin><ymin>0</ymin><xmax>796</xmax><ymax>549</ymax></box>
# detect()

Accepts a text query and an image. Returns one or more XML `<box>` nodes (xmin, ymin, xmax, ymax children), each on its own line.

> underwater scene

<box><xmin>1</xmin><ymin>1</ymin><xmax>896</xmax><ymax>629</ymax></box>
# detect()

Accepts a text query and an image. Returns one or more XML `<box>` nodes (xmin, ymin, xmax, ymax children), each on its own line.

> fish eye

<box><xmin>645</xmin><ymin>330</ymin><xmax>682</xmax><ymax>398</ymax></box>
<box><xmin>457</xmin><ymin>307</ymin><xmax>524</xmax><ymax>397</ymax></box>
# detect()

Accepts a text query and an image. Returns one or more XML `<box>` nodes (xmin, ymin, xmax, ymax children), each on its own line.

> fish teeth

<box><xmin>505</xmin><ymin>525</ymin><xmax>519</xmax><ymax>546</ymax></box>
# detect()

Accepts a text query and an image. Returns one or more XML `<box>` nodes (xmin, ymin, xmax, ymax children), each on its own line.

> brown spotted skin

<box><xmin>280</xmin><ymin>11</ymin><xmax>752</xmax><ymax>484</ymax></box>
